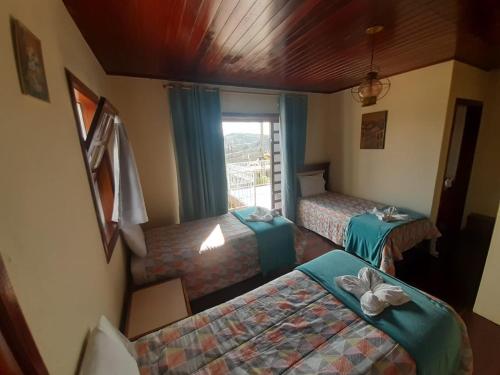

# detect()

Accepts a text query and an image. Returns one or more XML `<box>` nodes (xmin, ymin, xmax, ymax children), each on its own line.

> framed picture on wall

<box><xmin>360</xmin><ymin>110</ymin><xmax>387</xmax><ymax>149</ymax></box>
<box><xmin>11</xmin><ymin>18</ymin><xmax>50</xmax><ymax>102</ymax></box>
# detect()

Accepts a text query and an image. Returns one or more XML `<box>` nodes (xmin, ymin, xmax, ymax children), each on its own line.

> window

<box><xmin>66</xmin><ymin>70</ymin><xmax>119</xmax><ymax>262</ymax></box>
<box><xmin>222</xmin><ymin>115</ymin><xmax>281</xmax><ymax>211</ymax></box>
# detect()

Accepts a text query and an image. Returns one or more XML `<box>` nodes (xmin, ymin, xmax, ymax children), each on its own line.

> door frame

<box><xmin>436</xmin><ymin>98</ymin><xmax>483</xmax><ymax>235</ymax></box>
<box><xmin>0</xmin><ymin>254</ymin><xmax>48</xmax><ymax>374</ymax></box>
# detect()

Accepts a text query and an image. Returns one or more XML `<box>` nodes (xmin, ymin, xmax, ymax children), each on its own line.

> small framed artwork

<box><xmin>11</xmin><ymin>18</ymin><xmax>50</xmax><ymax>102</ymax></box>
<box><xmin>360</xmin><ymin>110</ymin><xmax>387</xmax><ymax>149</ymax></box>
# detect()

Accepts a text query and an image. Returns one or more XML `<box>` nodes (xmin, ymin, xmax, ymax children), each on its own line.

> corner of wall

<box><xmin>430</xmin><ymin>60</ymin><xmax>493</xmax><ymax>222</ymax></box>
<box><xmin>324</xmin><ymin>61</ymin><xmax>455</xmax><ymax>216</ymax></box>
<box><xmin>106</xmin><ymin>76</ymin><xmax>180</xmax><ymax>227</ymax></box>
<box><xmin>429</xmin><ymin>62</ymin><xmax>458</xmax><ymax>221</ymax></box>
<box><xmin>473</xmin><ymin>202</ymin><xmax>500</xmax><ymax>324</ymax></box>
<box><xmin>305</xmin><ymin>93</ymin><xmax>330</xmax><ymax>164</ymax></box>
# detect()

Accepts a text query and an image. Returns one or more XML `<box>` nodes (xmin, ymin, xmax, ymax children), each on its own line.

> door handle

<box><xmin>444</xmin><ymin>177</ymin><xmax>454</xmax><ymax>189</ymax></box>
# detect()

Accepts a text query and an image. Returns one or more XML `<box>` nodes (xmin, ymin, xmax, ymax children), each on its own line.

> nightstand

<box><xmin>125</xmin><ymin>278</ymin><xmax>191</xmax><ymax>340</ymax></box>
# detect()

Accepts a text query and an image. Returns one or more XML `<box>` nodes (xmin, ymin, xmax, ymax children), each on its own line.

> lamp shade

<box><xmin>351</xmin><ymin>71</ymin><xmax>390</xmax><ymax>107</ymax></box>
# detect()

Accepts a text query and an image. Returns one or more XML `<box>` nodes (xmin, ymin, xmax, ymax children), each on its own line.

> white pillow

<box><xmin>97</xmin><ymin>316</ymin><xmax>137</xmax><ymax>358</ymax></box>
<box><xmin>80</xmin><ymin>319</ymin><xmax>139</xmax><ymax>375</ymax></box>
<box><xmin>298</xmin><ymin>173</ymin><xmax>326</xmax><ymax>197</ymax></box>
<box><xmin>121</xmin><ymin>224</ymin><xmax>147</xmax><ymax>257</ymax></box>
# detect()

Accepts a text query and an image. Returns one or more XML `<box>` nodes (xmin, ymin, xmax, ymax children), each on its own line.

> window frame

<box><xmin>65</xmin><ymin>69</ymin><xmax>119</xmax><ymax>262</ymax></box>
<box><xmin>269</xmin><ymin>119</ymin><xmax>282</xmax><ymax>212</ymax></box>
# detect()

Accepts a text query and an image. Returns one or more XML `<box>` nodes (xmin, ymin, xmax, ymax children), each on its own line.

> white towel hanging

<box><xmin>111</xmin><ymin>117</ymin><xmax>148</xmax><ymax>226</ymax></box>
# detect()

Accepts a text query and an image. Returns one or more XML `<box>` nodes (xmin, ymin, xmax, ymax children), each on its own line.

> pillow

<box><xmin>121</xmin><ymin>224</ymin><xmax>147</xmax><ymax>257</ymax></box>
<box><xmin>297</xmin><ymin>169</ymin><xmax>325</xmax><ymax>177</ymax></box>
<box><xmin>97</xmin><ymin>316</ymin><xmax>137</xmax><ymax>358</ymax></box>
<box><xmin>298</xmin><ymin>173</ymin><xmax>326</xmax><ymax>197</ymax></box>
<box><xmin>80</xmin><ymin>319</ymin><xmax>139</xmax><ymax>375</ymax></box>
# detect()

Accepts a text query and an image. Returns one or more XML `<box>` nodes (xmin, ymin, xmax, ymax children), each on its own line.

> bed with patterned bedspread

<box><xmin>134</xmin><ymin>262</ymin><xmax>472</xmax><ymax>374</ymax></box>
<box><xmin>131</xmin><ymin>213</ymin><xmax>314</xmax><ymax>300</ymax></box>
<box><xmin>297</xmin><ymin>192</ymin><xmax>441</xmax><ymax>275</ymax></box>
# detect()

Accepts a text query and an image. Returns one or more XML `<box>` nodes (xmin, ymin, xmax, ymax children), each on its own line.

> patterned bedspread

<box><xmin>131</xmin><ymin>214</ymin><xmax>308</xmax><ymax>300</ymax></box>
<box><xmin>135</xmin><ymin>270</ymin><xmax>472</xmax><ymax>375</ymax></box>
<box><xmin>297</xmin><ymin>192</ymin><xmax>441</xmax><ymax>274</ymax></box>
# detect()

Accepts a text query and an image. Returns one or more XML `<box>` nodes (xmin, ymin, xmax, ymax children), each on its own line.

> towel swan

<box><xmin>245</xmin><ymin>206</ymin><xmax>280</xmax><ymax>222</ymax></box>
<box><xmin>335</xmin><ymin>267</ymin><xmax>410</xmax><ymax>316</ymax></box>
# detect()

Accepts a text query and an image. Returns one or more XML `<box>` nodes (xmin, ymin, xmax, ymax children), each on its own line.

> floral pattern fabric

<box><xmin>297</xmin><ymin>192</ymin><xmax>441</xmax><ymax>275</ymax></box>
<box><xmin>135</xmin><ymin>270</ymin><xmax>472</xmax><ymax>375</ymax></box>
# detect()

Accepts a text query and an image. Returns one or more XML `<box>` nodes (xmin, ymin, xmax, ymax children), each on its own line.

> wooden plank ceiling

<box><xmin>64</xmin><ymin>0</ymin><xmax>500</xmax><ymax>93</ymax></box>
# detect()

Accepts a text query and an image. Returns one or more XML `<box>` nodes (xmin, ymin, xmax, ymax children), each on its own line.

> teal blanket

<box><xmin>345</xmin><ymin>208</ymin><xmax>426</xmax><ymax>267</ymax></box>
<box><xmin>297</xmin><ymin>250</ymin><xmax>462</xmax><ymax>375</ymax></box>
<box><xmin>232</xmin><ymin>208</ymin><xmax>296</xmax><ymax>275</ymax></box>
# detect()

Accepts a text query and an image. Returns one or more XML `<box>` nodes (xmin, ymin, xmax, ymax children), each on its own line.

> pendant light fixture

<box><xmin>351</xmin><ymin>25</ymin><xmax>390</xmax><ymax>107</ymax></box>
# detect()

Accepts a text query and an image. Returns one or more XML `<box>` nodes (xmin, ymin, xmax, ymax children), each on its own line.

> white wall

<box><xmin>462</xmin><ymin>69</ymin><xmax>500</xmax><ymax>220</ymax></box>
<box><xmin>0</xmin><ymin>1</ymin><xmax>127</xmax><ymax>373</ymax></box>
<box><xmin>326</xmin><ymin>62</ymin><xmax>454</xmax><ymax>215</ymax></box>
<box><xmin>306</xmin><ymin>93</ymin><xmax>330</xmax><ymax>164</ymax></box>
<box><xmin>431</xmin><ymin>61</ymin><xmax>491</xmax><ymax>221</ymax></box>
<box><xmin>221</xmin><ymin>91</ymin><xmax>279</xmax><ymax>114</ymax></box>
<box><xmin>108</xmin><ymin>76</ymin><xmax>180</xmax><ymax>228</ymax></box>
<box><xmin>474</xmin><ymin>202</ymin><xmax>500</xmax><ymax>324</ymax></box>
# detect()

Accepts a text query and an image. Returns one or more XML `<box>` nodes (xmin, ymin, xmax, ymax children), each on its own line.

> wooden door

<box><xmin>437</xmin><ymin>99</ymin><xmax>483</xmax><ymax>237</ymax></box>
<box><xmin>0</xmin><ymin>255</ymin><xmax>48</xmax><ymax>374</ymax></box>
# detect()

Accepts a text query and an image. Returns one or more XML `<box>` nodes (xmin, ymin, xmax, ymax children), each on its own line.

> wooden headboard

<box><xmin>297</xmin><ymin>162</ymin><xmax>330</xmax><ymax>191</ymax></box>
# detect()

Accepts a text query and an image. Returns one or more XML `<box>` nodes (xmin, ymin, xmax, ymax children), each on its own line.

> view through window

<box><xmin>223</xmin><ymin>120</ymin><xmax>281</xmax><ymax>210</ymax></box>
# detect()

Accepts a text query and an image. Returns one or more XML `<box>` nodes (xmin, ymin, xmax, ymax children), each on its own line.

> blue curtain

<box><xmin>169</xmin><ymin>85</ymin><xmax>228</xmax><ymax>222</ymax></box>
<box><xmin>280</xmin><ymin>94</ymin><xmax>308</xmax><ymax>222</ymax></box>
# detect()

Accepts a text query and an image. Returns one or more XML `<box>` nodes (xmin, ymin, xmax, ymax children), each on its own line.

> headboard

<box><xmin>297</xmin><ymin>162</ymin><xmax>330</xmax><ymax>191</ymax></box>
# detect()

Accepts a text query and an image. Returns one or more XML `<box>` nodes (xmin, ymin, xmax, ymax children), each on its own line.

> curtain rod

<box><xmin>162</xmin><ymin>83</ymin><xmax>280</xmax><ymax>96</ymax></box>
<box><xmin>222</xmin><ymin>89</ymin><xmax>279</xmax><ymax>96</ymax></box>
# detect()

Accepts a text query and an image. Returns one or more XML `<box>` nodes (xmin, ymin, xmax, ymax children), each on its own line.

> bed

<box><xmin>133</xmin><ymin>251</ymin><xmax>472</xmax><ymax>375</ymax></box>
<box><xmin>296</xmin><ymin>164</ymin><xmax>441</xmax><ymax>275</ymax></box>
<box><xmin>131</xmin><ymin>213</ymin><xmax>315</xmax><ymax>300</ymax></box>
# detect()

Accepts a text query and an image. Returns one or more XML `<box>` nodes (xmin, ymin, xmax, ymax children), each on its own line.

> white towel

<box><xmin>246</xmin><ymin>206</ymin><xmax>274</xmax><ymax>222</ymax></box>
<box><xmin>111</xmin><ymin>118</ymin><xmax>148</xmax><ymax>226</ymax></box>
<box><xmin>371</xmin><ymin>206</ymin><xmax>410</xmax><ymax>222</ymax></box>
<box><xmin>335</xmin><ymin>267</ymin><xmax>410</xmax><ymax>316</ymax></box>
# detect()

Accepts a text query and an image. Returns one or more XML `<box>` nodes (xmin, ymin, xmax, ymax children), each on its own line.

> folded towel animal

<box><xmin>245</xmin><ymin>207</ymin><xmax>279</xmax><ymax>222</ymax></box>
<box><xmin>371</xmin><ymin>206</ymin><xmax>410</xmax><ymax>222</ymax></box>
<box><xmin>335</xmin><ymin>267</ymin><xmax>410</xmax><ymax>316</ymax></box>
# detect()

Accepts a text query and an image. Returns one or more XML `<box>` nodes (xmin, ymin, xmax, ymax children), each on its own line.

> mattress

<box><xmin>134</xmin><ymin>269</ymin><xmax>472</xmax><ymax>375</ymax></box>
<box><xmin>297</xmin><ymin>192</ymin><xmax>441</xmax><ymax>274</ymax></box>
<box><xmin>131</xmin><ymin>213</ymin><xmax>308</xmax><ymax>300</ymax></box>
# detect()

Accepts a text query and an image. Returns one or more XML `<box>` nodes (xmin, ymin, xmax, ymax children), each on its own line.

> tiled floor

<box><xmin>461</xmin><ymin>311</ymin><xmax>500</xmax><ymax>375</ymax></box>
<box><xmin>297</xmin><ymin>226</ymin><xmax>340</xmax><ymax>262</ymax></box>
